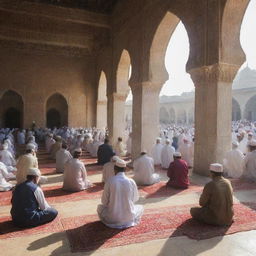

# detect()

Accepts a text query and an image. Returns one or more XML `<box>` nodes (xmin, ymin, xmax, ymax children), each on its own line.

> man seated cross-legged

<box><xmin>11</xmin><ymin>168</ymin><xmax>58</xmax><ymax>228</ymax></box>
<box><xmin>190</xmin><ymin>163</ymin><xmax>234</xmax><ymax>226</ymax></box>
<box><xmin>97</xmin><ymin>159</ymin><xmax>144</xmax><ymax>229</ymax></box>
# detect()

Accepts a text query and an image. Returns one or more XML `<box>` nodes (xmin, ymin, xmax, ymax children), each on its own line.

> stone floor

<box><xmin>1</xmin><ymin>158</ymin><xmax>256</xmax><ymax>256</ymax></box>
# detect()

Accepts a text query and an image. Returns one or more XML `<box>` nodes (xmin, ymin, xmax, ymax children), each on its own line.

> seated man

<box><xmin>97</xmin><ymin>138</ymin><xmax>115</xmax><ymax>165</ymax></box>
<box><xmin>11</xmin><ymin>168</ymin><xmax>58</xmax><ymax>227</ymax></box>
<box><xmin>56</xmin><ymin>143</ymin><xmax>72</xmax><ymax>173</ymax></box>
<box><xmin>114</xmin><ymin>137</ymin><xmax>127</xmax><ymax>157</ymax></box>
<box><xmin>190</xmin><ymin>163</ymin><xmax>234</xmax><ymax>226</ymax></box>
<box><xmin>63</xmin><ymin>148</ymin><xmax>91</xmax><ymax>192</ymax></box>
<box><xmin>50</xmin><ymin>136</ymin><xmax>62</xmax><ymax>160</ymax></box>
<box><xmin>151</xmin><ymin>137</ymin><xmax>163</xmax><ymax>166</ymax></box>
<box><xmin>0</xmin><ymin>161</ymin><xmax>15</xmax><ymax>192</ymax></box>
<box><xmin>102</xmin><ymin>155</ymin><xmax>120</xmax><ymax>183</ymax></box>
<box><xmin>0</xmin><ymin>143</ymin><xmax>16</xmax><ymax>173</ymax></box>
<box><xmin>133</xmin><ymin>151</ymin><xmax>160</xmax><ymax>185</ymax></box>
<box><xmin>97</xmin><ymin>159</ymin><xmax>144</xmax><ymax>229</ymax></box>
<box><xmin>243</xmin><ymin>139</ymin><xmax>256</xmax><ymax>181</ymax></box>
<box><xmin>167</xmin><ymin>152</ymin><xmax>189</xmax><ymax>189</ymax></box>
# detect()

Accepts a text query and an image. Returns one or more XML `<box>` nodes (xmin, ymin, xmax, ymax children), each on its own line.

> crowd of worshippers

<box><xmin>0</xmin><ymin>120</ymin><xmax>255</xmax><ymax>229</ymax></box>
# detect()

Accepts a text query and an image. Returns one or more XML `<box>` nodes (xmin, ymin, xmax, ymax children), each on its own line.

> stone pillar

<box><xmin>107</xmin><ymin>93</ymin><xmax>127</xmax><ymax>144</ymax></box>
<box><xmin>189</xmin><ymin>64</ymin><xmax>239</xmax><ymax>176</ymax></box>
<box><xmin>96</xmin><ymin>100</ymin><xmax>107</xmax><ymax>129</ymax></box>
<box><xmin>130</xmin><ymin>82</ymin><xmax>161</xmax><ymax>159</ymax></box>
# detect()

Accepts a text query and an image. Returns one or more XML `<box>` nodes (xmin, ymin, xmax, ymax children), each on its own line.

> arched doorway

<box><xmin>244</xmin><ymin>95</ymin><xmax>256</xmax><ymax>121</ymax></box>
<box><xmin>96</xmin><ymin>71</ymin><xmax>107</xmax><ymax>129</ymax></box>
<box><xmin>0</xmin><ymin>90</ymin><xmax>23</xmax><ymax>128</ymax></box>
<box><xmin>46</xmin><ymin>93</ymin><xmax>68</xmax><ymax>128</ymax></box>
<box><xmin>232</xmin><ymin>98</ymin><xmax>241</xmax><ymax>121</ymax></box>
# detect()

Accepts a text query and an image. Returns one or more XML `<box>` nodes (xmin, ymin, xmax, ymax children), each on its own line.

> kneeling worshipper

<box><xmin>50</xmin><ymin>136</ymin><xmax>62</xmax><ymax>160</ymax></box>
<box><xmin>114</xmin><ymin>137</ymin><xmax>127</xmax><ymax>157</ymax></box>
<box><xmin>97</xmin><ymin>138</ymin><xmax>115</xmax><ymax>165</ymax></box>
<box><xmin>55</xmin><ymin>143</ymin><xmax>72</xmax><ymax>173</ymax></box>
<box><xmin>63</xmin><ymin>148</ymin><xmax>92</xmax><ymax>192</ymax></box>
<box><xmin>0</xmin><ymin>143</ymin><xmax>17</xmax><ymax>173</ymax></box>
<box><xmin>102</xmin><ymin>155</ymin><xmax>120</xmax><ymax>183</ymax></box>
<box><xmin>16</xmin><ymin>144</ymin><xmax>47</xmax><ymax>185</ymax></box>
<box><xmin>133</xmin><ymin>151</ymin><xmax>160</xmax><ymax>185</ymax></box>
<box><xmin>190</xmin><ymin>163</ymin><xmax>234</xmax><ymax>226</ymax></box>
<box><xmin>97</xmin><ymin>159</ymin><xmax>144</xmax><ymax>229</ymax></box>
<box><xmin>243</xmin><ymin>139</ymin><xmax>256</xmax><ymax>181</ymax></box>
<box><xmin>161</xmin><ymin>139</ymin><xmax>175</xmax><ymax>169</ymax></box>
<box><xmin>0</xmin><ymin>161</ymin><xmax>15</xmax><ymax>191</ymax></box>
<box><xmin>151</xmin><ymin>137</ymin><xmax>163</xmax><ymax>165</ymax></box>
<box><xmin>167</xmin><ymin>152</ymin><xmax>189</xmax><ymax>189</ymax></box>
<box><xmin>223</xmin><ymin>141</ymin><xmax>244</xmax><ymax>178</ymax></box>
<box><xmin>11</xmin><ymin>168</ymin><xmax>58</xmax><ymax>228</ymax></box>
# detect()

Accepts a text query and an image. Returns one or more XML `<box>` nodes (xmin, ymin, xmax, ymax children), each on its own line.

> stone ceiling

<box><xmin>24</xmin><ymin>0</ymin><xmax>119</xmax><ymax>13</ymax></box>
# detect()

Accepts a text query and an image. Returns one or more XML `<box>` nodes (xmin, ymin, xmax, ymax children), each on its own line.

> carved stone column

<box><xmin>189</xmin><ymin>63</ymin><xmax>239</xmax><ymax>176</ymax></box>
<box><xmin>130</xmin><ymin>81</ymin><xmax>162</xmax><ymax>159</ymax></box>
<box><xmin>96</xmin><ymin>100</ymin><xmax>107</xmax><ymax>129</ymax></box>
<box><xmin>107</xmin><ymin>93</ymin><xmax>128</xmax><ymax>144</ymax></box>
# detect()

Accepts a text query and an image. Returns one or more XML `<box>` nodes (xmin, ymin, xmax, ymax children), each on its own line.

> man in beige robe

<box><xmin>190</xmin><ymin>163</ymin><xmax>234</xmax><ymax>226</ymax></box>
<box><xmin>114</xmin><ymin>137</ymin><xmax>127</xmax><ymax>157</ymax></box>
<box><xmin>50</xmin><ymin>136</ymin><xmax>62</xmax><ymax>160</ymax></box>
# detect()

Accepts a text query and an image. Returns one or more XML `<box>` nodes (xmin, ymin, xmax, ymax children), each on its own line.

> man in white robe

<box><xmin>0</xmin><ymin>161</ymin><xmax>15</xmax><ymax>191</ymax></box>
<box><xmin>55</xmin><ymin>144</ymin><xmax>72</xmax><ymax>173</ymax></box>
<box><xmin>243</xmin><ymin>140</ymin><xmax>256</xmax><ymax>181</ymax></box>
<box><xmin>63</xmin><ymin>148</ymin><xmax>91</xmax><ymax>192</ymax></box>
<box><xmin>133</xmin><ymin>151</ymin><xmax>160</xmax><ymax>185</ymax></box>
<box><xmin>97</xmin><ymin>159</ymin><xmax>143</xmax><ymax>229</ymax></box>
<box><xmin>17</xmin><ymin>129</ymin><xmax>26</xmax><ymax>145</ymax></box>
<box><xmin>151</xmin><ymin>138</ymin><xmax>163</xmax><ymax>165</ymax></box>
<box><xmin>16</xmin><ymin>144</ymin><xmax>40</xmax><ymax>184</ymax></box>
<box><xmin>161</xmin><ymin>139</ymin><xmax>175</xmax><ymax>169</ymax></box>
<box><xmin>0</xmin><ymin>143</ymin><xmax>17</xmax><ymax>173</ymax></box>
<box><xmin>114</xmin><ymin>137</ymin><xmax>127</xmax><ymax>157</ymax></box>
<box><xmin>45</xmin><ymin>134</ymin><xmax>55</xmax><ymax>153</ymax></box>
<box><xmin>179</xmin><ymin>139</ymin><xmax>193</xmax><ymax>167</ymax></box>
<box><xmin>223</xmin><ymin>141</ymin><xmax>244</xmax><ymax>178</ymax></box>
<box><xmin>102</xmin><ymin>156</ymin><xmax>119</xmax><ymax>183</ymax></box>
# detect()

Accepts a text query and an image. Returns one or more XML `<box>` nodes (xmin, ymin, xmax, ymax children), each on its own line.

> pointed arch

<box><xmin>97</xmin><ymin>71</ymin><xmax>107</xmax><ymax>128</ymax></box>
<box><xmin>46</xmin><ymin>93</ymin><xmax>68</xmax><ymax>128</ymax></box>
<box><xmin>0</xmin><ymin>90</ymin><xmax>24</xmax><ymax>128</ymax></box>
<box><xmin>244</xmin><ymin>94</ymin><xmax>256</xmax><ymax>121</ymax></box>
<box><xmin>149</xmin><ymin>11</ymin><xmax>180</xmax><ymax>84</ymax></box>
<box><xmin>232</xmin><ymin>98</ymin><xmax>241</xmax><ymax>121</ymax></box>
<box><xmin>116</xmin><ymin>49</ymin><xmax>131</xmax><ymax>96</ymax></box>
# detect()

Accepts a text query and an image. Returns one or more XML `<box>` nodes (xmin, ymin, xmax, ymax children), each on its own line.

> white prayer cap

<box><xmin>26</xmin><ymin>143</ymin><xmax>35</xmax><ymax>150</ymax></box>
<box><xmin>249</xmin><ymin>140</ymin><xmax>256</xmax><ymax>147</ymax></box>
<box><xmin>156</xmin><ymin>137</ymin><xmax>161</xmax><ymax>141</ymax></box>
<box><xmin>173</xmin><ymin>152</ymin><xmax>182</xmax><ymax>157</ymax></box>
<box><xmin>141</xmin><ymin>149</ymin><xmax>147</xmax><ymax>154</ymax></box>
<box><xmin>248</xmin><ymin>132</ymin><xmax>253</xmax><ymax>136</ymax></box>
<box><xmin>2</xmin><ymin>143</ymin><xmax>8</xmax><ymax>150</ymax></box>
<box><xmin>166</xmin><ymin>139</ymin><xmax>170</xmax><ymax>143</ymax></box>
<box><xmin>74</xmin><ymin>148</ymin><xmax>82</xmax><ymax>153</ymax></box>
<box><xmin>209</xmin><ymin>163</ymin><xmax>223</xmax><ymax>173</ymax></box>
<box><xmin>56</xmin><ymin>136</ymin><xmax>62</xmax><ymax>141</ymax></box>
<box><xmin>27</xmin><ymin>168</ymin><xmax>41</xmax><ymax>177</ymax></box>
<box><xmin>232</xmin><ymin>141</ymin><xmax>239</xmax><ymax>147</ymax></box>
<box><xmin>115</xmin><ymin>159</ymin><xmax>126</xmax><ymax>168</ymax></box>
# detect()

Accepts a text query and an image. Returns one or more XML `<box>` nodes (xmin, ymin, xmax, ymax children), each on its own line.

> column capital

<box><xmin>130</xmin><ymin>80</ymin><xmax>163</xmax><ymax>94</ymax></box>
<box><xmin>108</xmin><ymin>93</ymin><xmax>127</xmax><ymax>101</ymax></box>
<box><xmin>188</xmin><ymin>63</ymin><xmax>240</xmax><ymax>86</ymax></box>
<box><xmin>97</xmin><ymin>100</ymin><xmax>107</xmax><ymax>105</ymax></box>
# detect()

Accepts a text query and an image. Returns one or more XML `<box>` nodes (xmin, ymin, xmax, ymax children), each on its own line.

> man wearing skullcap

<box><xmin>243</xmin><ymin>139</ymin><xmax>256</xmax><ymax>181</ymax></box>
<box><xmin>63</xmin><ymin>148</ymin><xmax>91</xmax><ymax>191</ymax></box>
<box><xmin>151</xmin><ymin>138</ymin><xmax>163</xmax><ymax>165</ymax></box>
<box><xmin>102</xmin><ymin>155</ymin><xmax>120</xmax><ymax>183</ymax></box>
<box><xmin>50</xmin><ymin>136</ymin><xmax>62</xmax><ymax>160</ymax></box>
<box><xmin>97</xmin><ymin>138</ymin><xmax>115</xmax><ymax>165</ymax></box>
<box><xmin>11</xmin><ymin>168</ymin><xmax>58</xmax><ymax>227</ymax></box>
<box><xmin>55</xmin><ymin>143</ymin><xmax>72</xmax><ymax>173</ymax></box>
<box><xmin>190</xmin><ymin>163</ymin><xmax>234</xmax><ymax>226</ymax></box>
<box><xmin>223</xmin><ymin>141</ymin><xmax>244</xmax><ymax>178</ymax></box>
<box><xmin>167</xmin><ymin>152</ymin><xmax>189</xmax><ymax>189</ymax></box>
<box><xmin>98</xmin><ymin>159</ymin><xmax>143</xmax><ymax>229</ymax></box>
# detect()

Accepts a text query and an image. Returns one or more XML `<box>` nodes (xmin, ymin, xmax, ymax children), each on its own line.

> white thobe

<box><xmin>133</xmin><ymin>155</ymin><xmax>160</xmax><ymax>185</ymax></box>
<box><xmin>17</xmin><ymin>132</ymin><xmax>26</xmax><ymax>145</ymax></box>
<box><xmin>46</xmin><ymin>138</ymin><xmax>56</xmax><ymax>153</ymax></box>
<box><xmin>102</xmin><ymin>162</ymin><xmax>115</xmax><ymax>183</ymax></box>
<box><xmin>55</xmin><ymin>148</ymin><xmax>72</xmax><ymax>173</ymax></box>
<box><xmin>34</xmin><ymin>187</ymin><xmax>51</xmax><ymax>210</ymax></box>
<box><xmin>238</xmin><ymin>137</ymin><xmax>248</xmax><ymax>154</ymax></box>
<box><xmin>161</xmin><ymin>145</ymin><xmax>175</xmax><ymax>169</ymax></box>
<box><xmin>97</xmin><ymin>172</ymin><xmax>144</xmax><ymax>229</ymax></box>
<box><xmin>223</xmin><ymin>148</ymin><xmax>244</xmax><ymax>178</ymax></box>
<box><xmin>151</xmin><ymin>143</ymin><xmax>163</xmax><ymax>165</ymax></box>
<box><xmin>114</xmin><ymin>142</ymin><xmax>127</xmax><ymax>157</ymax></box>
<box><xmin>16</xmin><ymin>153</ymin><xmax>39</xmax><ymax>184</ymax></box>
<box><xmin>179</xmin><ymin>143</ymin><xmax>193</xmax><ymax>166</ymax></box>
<box><xmin>243</xmin><ymin>150</ymin><xmax>256</xmax><ymax>180</ymax></box>
<box><xmin>0</xmin><ymin>149</ymin><xmax>16</xmax><ymax>171</ymax></box>
<box><xmin>63</xmin><ymin>158</ymin><xmax>91</xmax><ymax>191</ymax></box>
<box><xmin>0</xmin><ymin>162</ymin><xmax>14</xmax><ymax>191</ymax></box>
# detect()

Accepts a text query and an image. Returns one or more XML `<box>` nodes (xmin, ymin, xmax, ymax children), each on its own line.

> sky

<box><xmin>160</xmin><ymin>0</ymin><xmax>256</xmax><ymax>96</ymax></box>
<box><xmin>126</xmin><ymin>0</ymin><xmax>256</xmax><ymax>100</ymax></box>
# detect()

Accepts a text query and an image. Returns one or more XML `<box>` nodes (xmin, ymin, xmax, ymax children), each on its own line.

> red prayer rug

<box><xmin>64</xmin><ymin>203</ymin><xmax>256</xmax><ymax>252</ymax></box>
